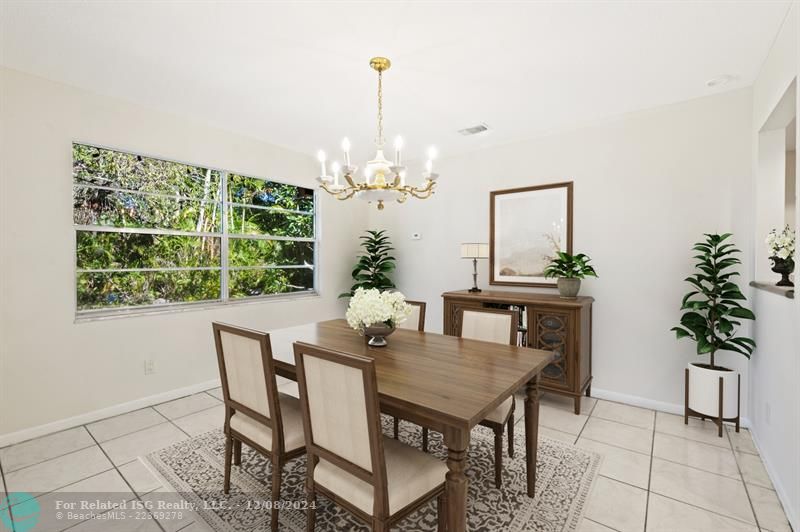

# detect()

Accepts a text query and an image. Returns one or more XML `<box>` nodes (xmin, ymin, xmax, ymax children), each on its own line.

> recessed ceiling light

<box><xmin>706</xmin><ymin>75</ymin><xmax>738</xmax><ymax>88</ymax></box>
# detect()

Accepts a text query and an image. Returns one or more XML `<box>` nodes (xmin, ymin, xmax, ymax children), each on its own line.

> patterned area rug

<box><xmin>143</xmin><ymin>417</ymin><xmax>600</xmax><ymax>532</ymax></box>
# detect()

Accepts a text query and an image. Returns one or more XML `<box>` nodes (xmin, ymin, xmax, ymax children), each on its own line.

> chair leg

<box><xmin>223</xmin><ymin>434</ymin><xmax>233</xmax><ymax>494</ymax></box>
<box><xmin>306</xmin><ymin>487</ymin><xmax>316</xmax><ymax>532</ymax></box>
<box><xmin>233</xmin><ymin>439</ymin><xmax>242</xmax><ymax>466</ymax></box>
<box><xmin>507</xmin><ymin>413</ymin><xmax>515</xmax><ymax>458</ymax></box>
<box><xmin>393</xmin><ymin>417</ymin><xmax>400</xmax><ymax>439</ymax></box>
<box><xmin>437</xmin><ymin>493</ymin><xmax>447</xmax><ymax>532</ymax></box>
<box><xmin>494</xmin><ymin>426</ymin><xmax>503</xmax><ymax>488</ymax></box>
<box><xmin>271</xmin><ymin>459</ymin><xmax>282</xmax><ymax>532</ymax></box>
<box><xmin>372</xmin><ymin>518</ymin><xmax>389</xmax><ymax>532</ymax></box>
<box><xmin>422</xmin><ymin>427</ymin><xmax>429</xmax><ymax>453</ymax></box>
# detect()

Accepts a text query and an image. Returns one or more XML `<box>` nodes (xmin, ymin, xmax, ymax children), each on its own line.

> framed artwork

<box><xmin>490</xmin><ymin>182</ymin><xmax>573</xmax><ymax>287</ymax></box>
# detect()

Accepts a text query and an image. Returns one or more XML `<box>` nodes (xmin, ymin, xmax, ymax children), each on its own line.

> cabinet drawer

<box><xmin>529</xmin><ymin>310</ymin><xmax>573</xmax><ymax>390</ymax></box>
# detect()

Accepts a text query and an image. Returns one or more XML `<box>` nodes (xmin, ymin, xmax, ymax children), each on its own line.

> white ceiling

<box><xmin>0</xmin><ymin>1</ymin><xmax>791</xmax><ymax>168</ymax></box>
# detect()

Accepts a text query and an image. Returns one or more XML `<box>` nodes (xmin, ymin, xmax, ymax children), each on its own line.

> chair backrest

<box><xmin>212</xmin><ymin>322</ymin><xmax>283</xmax><ymax>447</ymax></box>
<box><xmin>397</xmin><ymin>300</ymin><xmax>426</xmax><ymax>331</ymax></box>
<box><xmin>293</xmin><ymin>342</ymin><xmax>388</xmax><ymax>512</ymax></box>
<box><xmin>457</xmin><ymin>307</ymin><xmax>518</xmax><ymax>345</ymax></box>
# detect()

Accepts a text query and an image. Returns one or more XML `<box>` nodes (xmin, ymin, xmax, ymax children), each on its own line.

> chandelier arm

<box><xmin>319</xmin><ymin>181</ymin><xmax>359</xmax><ymax>201</ymax></box>
<box><xmin>399</xmin><ymin>180</ymin><xmax>434</xmax><ymax>193</ymax></box>
<box><xmin>418</xmin><ymin>180</ymin><xmax>434</xmax><ymax>192</ymax></box>
<box><xmin>407</xmin><ymin>190</ymin><xmax>433</xmax><ymax>199</ymax></box>
<box><xmin>335</xmin><ymin>189</ymin><xmax>359</xmax><ymax>200</ymax></box>
<box><xmin>404</xmin><ymin>184</ymin><xmax>436</xmax><ymax>199</ymax></box>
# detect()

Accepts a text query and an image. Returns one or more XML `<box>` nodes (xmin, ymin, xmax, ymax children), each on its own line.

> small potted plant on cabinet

<box><xmin>671</xmin><ymin>233</ymin><xmax>756</xmax><ymax>436</ymax></box>
<box><xmin>543</xmin><ymin>251</ymin><xmax>598</xmax><ymax>298</ymax></box>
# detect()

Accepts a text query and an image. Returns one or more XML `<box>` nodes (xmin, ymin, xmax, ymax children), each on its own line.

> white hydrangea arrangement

<box><xmin>346</xmin><ymin>288</ymin><xmax>411</xmax><ymax>331</ymax></box>
<box><xmin>766</xmin><ymin>225</ymin><xmax>796</xmax><ymax>261</ymax></box>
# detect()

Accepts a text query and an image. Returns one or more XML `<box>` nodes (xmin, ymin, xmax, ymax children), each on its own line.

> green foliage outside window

<box><xmin>76</xmin><ymin>232</ymin><xmax>221</xmax><ymax>270</ymax></box>
<box><xmin>73</xmin><ymin>144</ymin><xmax>316</xmax><ymax>312</ymax></box>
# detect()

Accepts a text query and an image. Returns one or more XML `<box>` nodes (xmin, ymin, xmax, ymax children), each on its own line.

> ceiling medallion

<box><xmin>315</xmin><ymin>57</ymin><xmax>438</xmax><ymax>210</ymax></box>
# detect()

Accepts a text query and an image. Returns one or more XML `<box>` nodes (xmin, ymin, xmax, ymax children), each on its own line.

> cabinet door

<box><xmin>530</xmin><ymin>309</ymin><xmax>573</xmax><ymax>390</ymax></box>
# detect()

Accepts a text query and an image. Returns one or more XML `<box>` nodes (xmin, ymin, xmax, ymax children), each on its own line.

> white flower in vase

<box><xmin>346</xmin><ymin>287</ymin><xmax>412</xmax><ymax>332</ymax></box>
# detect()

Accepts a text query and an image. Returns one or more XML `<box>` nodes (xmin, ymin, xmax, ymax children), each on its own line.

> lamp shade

<box><xmin>461</xmin><ymin>243</ymin><xmax>489</xmax><ymax>259</ymax></box>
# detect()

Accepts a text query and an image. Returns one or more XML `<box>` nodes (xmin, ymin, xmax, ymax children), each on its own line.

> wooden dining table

<box><xmin>266</xmin><ymin>319</ymin><xmax>555</xmax><ymax>532</ymax></box>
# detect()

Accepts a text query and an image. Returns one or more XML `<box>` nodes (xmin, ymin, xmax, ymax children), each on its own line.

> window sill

<box><xmin>74</xmin><ymin>291</ymin><xmax>322</xmax><ymax>323</ymax></box>
<box><xmin>749</xmin><ymin>281</ymin><xmax>795</xmax><ymax>299</ymax></box>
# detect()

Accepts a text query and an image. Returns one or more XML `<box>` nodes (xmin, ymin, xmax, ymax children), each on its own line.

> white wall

<box><xmin>0</xmin><ymin>68</ymin><xmax>368</xmax><ymax>437</ymax></box>
<box><xmin>749</xmin><ymin>291</ymin><xmax>798</xmax><ymax>527</ymax></box>
<box><xmin>757</xmin><ymin>128</ymin><xmax>789</xmax><ymax>280</ymax></box>
<box><xmin>369</xmin><ymin>88</ymin><xmax>753</xmax><ymax>415</ymax></box>
<box><xmin>748</xmin><ymin>3</ymin><xmax>800</xmax><ymax>529</ymax></box>
<box><xmin>786</xmin><ymin>149</ymin><xmax>796</xmax><ymax>226</ymax></box>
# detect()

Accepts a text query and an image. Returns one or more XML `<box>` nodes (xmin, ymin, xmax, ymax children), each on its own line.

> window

<box><xmin>73</xmin><ymin>144</ymin><xmax>316</xmax><ymax>316</ymax></box>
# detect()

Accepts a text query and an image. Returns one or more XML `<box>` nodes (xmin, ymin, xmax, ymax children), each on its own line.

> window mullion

<box><xmin>221</xmin><ymin>170</ymin><xmax>230</xmax><ymax>301</ymax></box>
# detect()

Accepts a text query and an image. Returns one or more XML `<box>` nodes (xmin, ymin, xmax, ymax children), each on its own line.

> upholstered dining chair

<box><xmin>212</xmin><ymin>322</ymin><xmax>306</xmax><ymax>532</ymax></box>
<box><xmin>398</xmin><ymin>300</ymin><xmax>426</xmax><ymax>332</ymax></box>
<box><xmin>293</xmin><ymin>342</ymin><xmax>448</xmax><ymax>532</ymax></box>
<box><xmin>422</xmin><ymin>307</ymin><xmax>518</xmax><ymax>488</ymax></box>
<box><xmin>392</xmin><ymin>300</ymin><xmax>426</xmax><ymax>440</ymax></box>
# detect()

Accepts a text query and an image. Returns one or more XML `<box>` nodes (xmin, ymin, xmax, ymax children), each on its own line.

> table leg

<box><xmin>444</xmin><ymin>427</ymin><xmax>469</xmax><ymax>532</ymax></box>
<box><xmin>525</xmin><ymin>376</ymin><xmax>540</xmax><ymax>498</ymax></box>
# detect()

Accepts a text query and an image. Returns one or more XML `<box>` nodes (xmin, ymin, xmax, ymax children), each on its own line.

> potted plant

<box><xmin>543</xmin><ymin>251</ymin><xmax>598</xmax><ymax>298</ymax></box>
<box><xmin>345</xmin><ymin>288</ymin><xmax>412</xmax><ymax>346</ymax></box>
<box><xmin>766</xmin><ymin>225</ymin><xmax>795</xmax><ymax>287</ymax></box>
<box><xmin>340</xmin><ymin>229</ymin><xmax>396</xmax><ymax>298</ymax></box>
<box><xmin>671</xmin><ymin>233</ymin><xmax>756</xmax><ymax>432</ymax></box>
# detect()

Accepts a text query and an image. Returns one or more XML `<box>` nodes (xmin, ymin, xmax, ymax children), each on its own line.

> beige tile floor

<box><xmin>0</xmin><ymin>384</ymin><xmax>792</xmax><ymax>532</ymax></box>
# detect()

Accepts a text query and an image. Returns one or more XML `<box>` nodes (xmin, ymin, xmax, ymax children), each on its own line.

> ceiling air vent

<box><xmin>458</xmin><ymin>123</ymin><xmax>489</xmax><ymax>136</ymax></box>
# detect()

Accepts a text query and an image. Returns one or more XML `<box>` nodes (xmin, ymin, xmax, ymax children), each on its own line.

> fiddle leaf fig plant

<box><xmin>671</xmin><ymin>233</ymin><xmax>756</xmax><ymax>369</ymax></box>
<box><xmin>543</xmin><ymin>252</ymin><xmax>598</xmax><ymax>279</ymax></box>
<box><xmin>339</xmin><ymin>229</ymin><xmax>397</xmax><ymax>298</ymax></box>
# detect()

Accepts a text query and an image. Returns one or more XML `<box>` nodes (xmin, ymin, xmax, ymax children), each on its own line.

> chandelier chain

<box><xmin>376</xmin><ymin>70</ymin><xmax>384</xmax><ymax>148</ymax></box>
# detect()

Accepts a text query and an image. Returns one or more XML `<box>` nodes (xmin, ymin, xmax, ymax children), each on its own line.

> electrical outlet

<box><xmin>144</xmin><ymin>359</ymin><xmax>156</xmax><ymax>375</ymax></box>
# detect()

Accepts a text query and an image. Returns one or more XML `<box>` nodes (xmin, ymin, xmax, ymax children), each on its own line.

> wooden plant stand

<box><xmin>684</xmin><ymin>368</ymin><xmax>740</xmax><ymax>437</ymax></box>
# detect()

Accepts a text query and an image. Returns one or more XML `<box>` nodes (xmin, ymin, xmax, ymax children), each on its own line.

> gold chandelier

<box><xmin>315</xmin><ymin>57</ymin><xmax>439</xmax><ymax>210</ymax></box>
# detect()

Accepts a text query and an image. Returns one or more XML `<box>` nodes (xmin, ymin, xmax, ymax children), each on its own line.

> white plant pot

<box><xmin>687</xmin><ymin>362</ymin><xmax>739</xmax><ymax>418</ymax></box>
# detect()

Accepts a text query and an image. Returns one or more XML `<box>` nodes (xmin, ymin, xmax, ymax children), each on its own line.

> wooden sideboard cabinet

<box><xmin>442</xmin><ymin>290</ymin><xmax>594</xmax><ymax>414</ymax></box>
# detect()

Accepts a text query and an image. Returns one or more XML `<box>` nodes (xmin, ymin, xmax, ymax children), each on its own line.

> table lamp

<box><xmin>461</xmin><ymin>243</ymin><xmax>489</xmax><ymax>292</ymax></box>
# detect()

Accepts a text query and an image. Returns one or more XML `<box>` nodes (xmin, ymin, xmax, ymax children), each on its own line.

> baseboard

<box><xmin>748</xmin><ymin>427</ymin><xmax>799</xmax><ymax>531</ymax></box>
<box><xmin>0</xmin><ymin>379</ymin><xmax>221</xmax><ymax>448</ymax></box>
<box><xmin>590</xmin><ymin>387</ymin><xmax>752</xmax><ymax>428</ymax></box>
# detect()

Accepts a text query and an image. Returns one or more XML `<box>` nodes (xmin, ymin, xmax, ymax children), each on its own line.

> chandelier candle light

<box><xmin>316</xmin><ymin>57</ymin><xmax>439</xmax><ymax>210</ymax></box>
